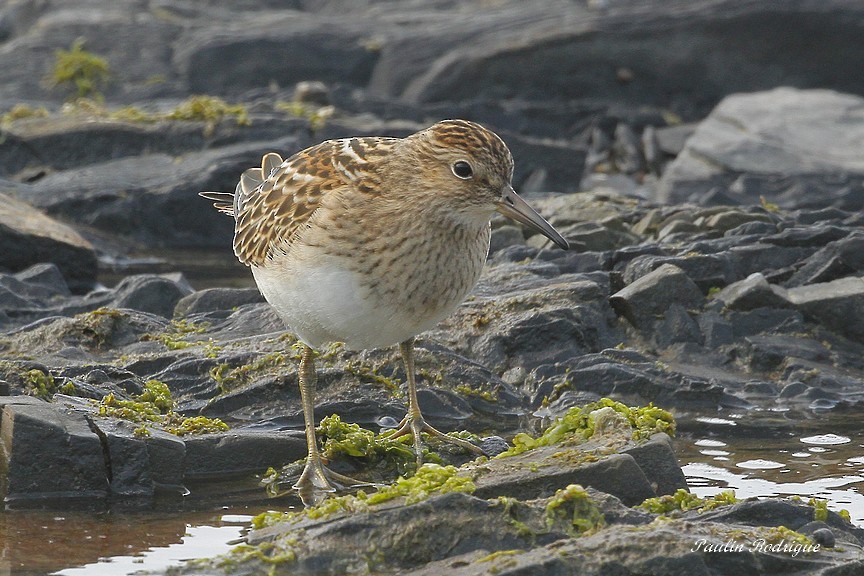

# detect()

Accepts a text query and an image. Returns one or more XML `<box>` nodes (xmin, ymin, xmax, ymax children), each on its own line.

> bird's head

<box><xmin>410</xmin><ymin>119</ymin><xmax>569</xmax><ymax>250</ymax></box>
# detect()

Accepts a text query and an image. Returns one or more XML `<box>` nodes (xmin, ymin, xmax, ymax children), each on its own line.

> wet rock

<box><xmin>610</xmin><ymin>263</ymin><xmax>704</xmax><ymax>330</ymax></box>
<box><xmin>183</xmin><ymin>430</ymin><xmax>308</xmax><ymax>479</ymax></box>
<box><xmin>0</xmin><ymin>396</ymin><xmax>109</xmax><ymax>501</ymax></box>
<box><xmin>90</xmin><ymin>416</ymin><xmax>186</xmax><ymax>497</ymax></box>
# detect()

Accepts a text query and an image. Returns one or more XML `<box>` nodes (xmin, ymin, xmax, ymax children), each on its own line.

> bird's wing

<box><xmin>216</xmin><ymin>137</ymin><xmax>398</xmax><ymax>266</ymax></box>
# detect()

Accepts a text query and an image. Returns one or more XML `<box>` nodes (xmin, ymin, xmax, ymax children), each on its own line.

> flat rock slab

<box><xmin>0</xmin><ymin>396</ymin><xmax>108</xmax><ymax>501</ymax></box>
<box><xmin>658</xmin><ymin>88</ymin><xmax>864</xmax><ymax>206</ymax></box>
<box><xmin>0</xmin><ymin>192</ymin><xmax>96</xmax><ymax>292</ymax></box>
<box><xmin>787</xmin><ymin>276</ymin><xmax>864</xmax><ymax>341</ymax></box>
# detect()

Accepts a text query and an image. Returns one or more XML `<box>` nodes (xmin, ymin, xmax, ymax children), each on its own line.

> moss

<box><xmin>762</xmin><ymin>525</ymin><xmax>814</xmax><ymax>547</ymax></box>
<box><xmin>219</xmin><ymin>539</ymin><xmax>298</xmax><ymax>574</ymax></box>
<box><xmin>455</xmin><ymin>384</ymin><xmax>497</xmax><ymax>402</ymax></box>
<box><xmin>50</xmin><ymin>38</ymin><xmax>110</xmax><ymax>99</ymax></box>
<box><xmin>639</xmin><ymin>489</ymin><xmax>738</xmax><ymax>514</ymax></box>
<box><xmin>74</xmin><ymin>307</ymin><xmax>125</xmax><ymax>349</ymax></box>
<box><xmin>209</xmin><ymin>351</ymin><xmax>288</xmax><ymax>392</ymax></box>
<box><xmin>163</xmin><ymin>414</ymin><xmax>229</xmax><ymax>436</ymax></box>
<box><xmin>142</xmin><ymin>319</ymin><xmax>220</xmax><ymax>356</ymax></box>
<box><xmin>95</xmin><ymin>379</ymin><xmax>228</xmax><ymax>436</ymax></box>
<box><xmin>365</xmin><ymin>463</ymin><xmax>474</xmax><ymax>505</ymax></box>
<box><xmin>23</xmin><ymin>369</ymin><xmax>58</xmax><ymax>400</ymax></box>
<box><xmin>344</xmin><ymin>358</ymin><xmax>402</xmax><ymax>397</ymax></box>
<box><xmin>1</xmin><ymin>104</ymin><xmax>49</xmax><ymax>127</ymax></box>
<box><xmin>499</xmin><ymin>398</ymin><xmax>675</xmax><ymax>458</ymax></box>
<box><xmin>275</xmin><ymin>100</ymin><xmax>332</xmax><ymax>131</ymax></box>
<box><xmin>166</xmin><ymin>95</ymin><xmax>249</xmax><ymax>136</ymax></box>
<box><xmin>259</xmin><ymin>463</ymin><xmax>475</xmax><ymax>528</ymax></box>
<box><xmin>759</xmin><ymin>195</ymin><xmax>781</xmax><ymax>213</ymax></box>
<box><xmin>544</xmin><ymin>484</ymin><xmax>605</xmax><ymax>536</ymax></box>
<box><xmin>318</xmin><ymin>414</ymin><xmax>441</xmax><ymax>477</ymax></box>
<box><xmin>808</xmin><ymin>498</ymin><xmax>829</xmax><ymax>522</ymax></box>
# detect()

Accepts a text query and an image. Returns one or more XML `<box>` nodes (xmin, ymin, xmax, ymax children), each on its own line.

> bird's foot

<box><xmin>293</xmin><ymin>456</ymin><xmax>373</xmax><ymax>506</ymax></box>
<box><xmin>386</xmin><ymin>413</ymin><xmax>484</xmax><ymax>468</ymax></box>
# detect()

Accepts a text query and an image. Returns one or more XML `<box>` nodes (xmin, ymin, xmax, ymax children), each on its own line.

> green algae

<box><xmin>544</xmin><ymin>484</ymin><xmax>605</xmax><ymax>536</ymax></box>
<box><xmin>142</xmin><ymin>319</ymin><xmax>220</xmax><ymax>357</ymax></box>
<box><xmin>209</xmin><ymin>351</ymin><xmax>289</xmax><ymax>393</ymax></box>
<box><xmin>96</xmin><ymin>379</ymin><xmax>228</xmax><ymax>436</ymax></box>
<box><xmin>255</xmin><ymin>463</ymin><xmax>475</xmax><ymax>532</ymax></box>
<box><xmin>50</xmin><ymin>38</ymin><xmax>109</xmax><ymax>99</ymax></box>
<box><xmin>639</xmin><ymin>488</ymin><xmax>738</xmax><ymax>514</ymax></box>
<box><xmin>499</xmin><ymin>398</ymin><xmax>675</xmax><ymax>458</ymax></box>
<box><xmin>23</xmin><ymin>369</ymin><xmax>58</xmax><ymax>400</ymax></box>
<box><xmin>1</xmin><ymin>103</ymin><xmax>49</xmax><ymax>127</ymax></box>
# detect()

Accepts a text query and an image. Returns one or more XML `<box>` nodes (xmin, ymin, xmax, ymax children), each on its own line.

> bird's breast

<box><xmin>253</xmin><ymin>220</ymin><xmax>491</xmax><ymax>350</ymax></box>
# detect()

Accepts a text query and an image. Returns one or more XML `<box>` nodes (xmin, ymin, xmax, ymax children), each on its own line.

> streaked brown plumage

<box><xmin>202</xmin><ymin>119</ymin><xmax>568</xmax><ymax>502</ymax></box>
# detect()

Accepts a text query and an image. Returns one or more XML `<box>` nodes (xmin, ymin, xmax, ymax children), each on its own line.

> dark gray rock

<box><xmin>787</xmin><ymin>276</ymin><xmax>864</xmax><ymax>341</ymax></box>
<box><xmin>13</xmin><ymin>262</ymin><xmax>71</xmax><ymax>297</ymax></box>
<box><xmin>111</xmin><ymin>275</ymin><xmax>194</xmax><ymax>319</ymax></box>
<box><xmin>0</xmin><ymin>396</ymin><xmax>109</xmax><ymax>501</ymax></box>
<box><xmin>488</xmin><ymin>224</ymin><xmax>525</xmax><ymax>255</ymax></box>
<box><xmin>785</xmin><ymin>232</ymin><xmax>864</xmax><ymax>287</ymax></box>
<box><xmin>183</xmin><ymin>430</ymin><xmax>307</xmax><ymax>480</ymax></box>
<box><xmin>714</xmin><ymin>273</ymin><xmax>791</xmax><ymax>311</ymax></box>
<box><xmin>174</xmin><ymin>287</ymin><xmax>264</xmax><ymax>318</ymax></box>
<box><xmin>610</xmin><ymin>263</ymin><xmax>705</xmax><ymax>329</ymax></box>
<box><xmin>655</xmin><ymin>303</ymin><xmax>703</xmax><ymax>347</ymax></box>
<box><xmin>623</xmin><ymin>253</ymin><xmax>734</xmax><ymax>292</ymax></box>
<box><xmin>16</xmin><ymin>136</ymin><xmax>307</xmax><ymax>248</ymax></box>
<box><xmin>0</xmin><ymin>192</ymin><xmax>97</xmax><ymax>292</ymax></box>
<box><xmin>89</xmin><ymin>416</ymin><xmax>186</xmax><ymax>497</ymax></box>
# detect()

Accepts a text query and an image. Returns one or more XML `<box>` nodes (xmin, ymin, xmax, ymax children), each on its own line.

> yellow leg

<box><xmin>293</xmin><ymin>344</ymin><xmax>366</xmax><ymax>504</ymax></box>
<box><xmin>387</xmin><ymin>338</ymin><xmax>483</xmax><ymax>467</ymax></box>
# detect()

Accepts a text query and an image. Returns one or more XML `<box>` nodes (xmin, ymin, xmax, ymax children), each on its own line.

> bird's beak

<box><xmin>496</xmin><ymin>185</ymin><xmax>569</xmax><ymax>250</ymax></box>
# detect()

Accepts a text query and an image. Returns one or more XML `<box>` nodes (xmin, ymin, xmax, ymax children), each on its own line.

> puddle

<box><xmin>678</xmin><ymin>409</ymin><xmax>864</xmax><ymax>526</ymax></box>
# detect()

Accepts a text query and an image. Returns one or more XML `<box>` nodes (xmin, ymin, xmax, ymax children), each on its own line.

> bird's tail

<box><xmin>199</xmin><ymin>152</ymin><xmax>285</xmax><ymax>217</ymax></box>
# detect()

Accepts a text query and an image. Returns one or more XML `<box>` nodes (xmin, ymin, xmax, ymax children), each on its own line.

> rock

<box><xmin>488</xmin><ymin>225</ymin><xmax>525</xmax><ymax>255</ymax></box>
<box><xmin>174</xmin><ymin>287</ymin><xmax>264</xmax><ymax>318</ymax></box>
<box><xmin>785</xmin><ymin>232</ymin><xmax>864</xmax><ymax>287</ymax></box>
<box><xmin>15</xmin><ymin>136</ymin><xmax>308</xmax><ymax>248</ymax></box>
<box><xmin>13</xmin><ymin>262</ymin><xmax>71</xmax><ymax>297</ymax></box>
<box><xmin>89</xmin><ymin>416</ymin><xmax>186</xmax><ymax>497</ymax></box>
<box><xmin>655</xmin><ymin>303</ymin><xmax>703</xmax><ymax>347</ymax></box>
<box><xmin>175</xmin><ymin>12</ymin><xmax>380</xmax><ymax>95</ymax></box>
<box><xmin>610</xmin><ymin>263</ymin><xmax>705</xmax><ymax>329</ymax></box>
<box><xmin>658</xmin><ymin>88</ymin><xmax>864</xmax><ymax>207</ymax></box>
<box><xmin>714</xmin><ymin>273</ymin><xmax>791</xmax><ymax>311</ymax></box>
<box><xmin>110</xmin><ymin>274</ymin><xmax>194</xmax><ymax>319</ymax></box>
<box><xmin>183</xmin><ymin>430</ymin><xmax>308</xmax><ymax>479</ymax></box>
<box><xmin>0</xmin><ymin>396</ymin><xmax>109</xmax><ymax>501</ymax></box>
<box><xmin>0</xmin><ymin>192</ymin><xmax>97</xmax><ymax>292</ymax></box>
<box><xmin>787</xmin><ymin>276</ymin><xmax>864</xmax><ymax>341</ymax></box>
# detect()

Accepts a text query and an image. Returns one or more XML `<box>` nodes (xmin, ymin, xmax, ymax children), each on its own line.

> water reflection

<box><xmin>679</xmin><ymin>410</ymin><xmax>864</xmax><ymax>526</ymax></box>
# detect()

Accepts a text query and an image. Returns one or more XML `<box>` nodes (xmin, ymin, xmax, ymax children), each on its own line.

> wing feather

<box><xmin>229</xmin><ymin>138</ymin><xmax>397</xmax><ymax>266</ymax></box>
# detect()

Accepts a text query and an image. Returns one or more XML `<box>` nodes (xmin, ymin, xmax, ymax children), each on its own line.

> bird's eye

<box><xmin>451</xmin><ymin>160</ymin><xmax>473</xmax><ymax>179</ymax></box>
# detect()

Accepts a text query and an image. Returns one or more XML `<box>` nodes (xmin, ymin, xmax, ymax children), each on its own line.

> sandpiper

<box><xmin>201</xmin><ymin>119</ymin><xmax>569</xmax><ymax>501</ymax></box>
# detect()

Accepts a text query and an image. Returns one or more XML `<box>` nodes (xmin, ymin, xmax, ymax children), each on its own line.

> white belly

<box><xmin>251</xmin><ymin>262</ymin><xmax>462</xmax><ymax>350</ymax></box>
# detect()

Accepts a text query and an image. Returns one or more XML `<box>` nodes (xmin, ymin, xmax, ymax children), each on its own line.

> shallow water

<box><xmin>1</xmin><ymin>409</ymin><xmax>860</xmax><ymax>575</ymax></box>
<box><xmin>677</xmin><ymin>408</ymin><xmax>864</xmax><ymax>525</ymax></box>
